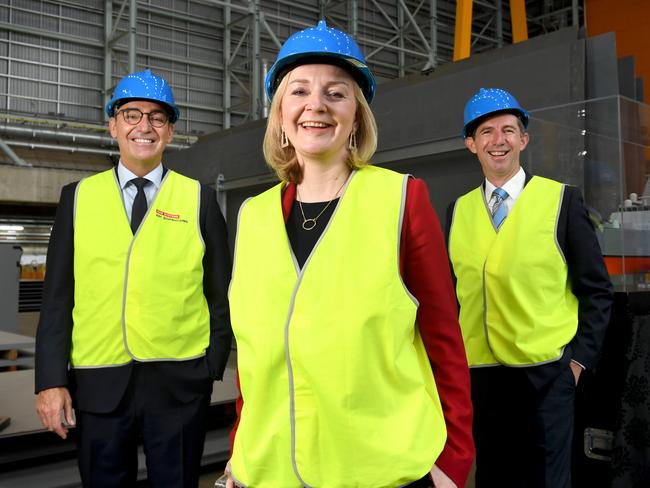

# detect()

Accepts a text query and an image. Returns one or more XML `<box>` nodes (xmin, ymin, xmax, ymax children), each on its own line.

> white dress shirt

<box><xmin>484</xmin><ymin>166</ymin><xmax>526</xmax><ymax>214</ymax></box>
<box><xmin>117</xmin><ymin>162</ymin><xmax>163</xmax><ymax>222</ymax></box>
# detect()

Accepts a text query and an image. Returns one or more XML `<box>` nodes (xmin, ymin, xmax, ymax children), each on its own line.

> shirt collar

<box><xmin>117</xmin><ymin>161</ymin><xmax>163</xmax><ymax>190</ymax></box>
<box><xmin>485</xmin><ymin>166</ymin><xmax>526</xmax><ymax>201</ymax></box>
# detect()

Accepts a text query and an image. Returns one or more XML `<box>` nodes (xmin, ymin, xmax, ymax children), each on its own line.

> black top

<box><xmin>286</xmin><ymin>198</ymin><xmax>339</xmax><ymax>268</ymax></box>
<box><xmin>34</xmin><ymin>169</ymin><xmax>233</xmax><ymax>412</ymax></box>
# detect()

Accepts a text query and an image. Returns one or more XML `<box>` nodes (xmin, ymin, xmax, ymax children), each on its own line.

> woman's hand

<box><xmin>430</xmin><ymin>464</ymin><xmax>457</xmax><ymax>488</ymax></box>
<box><xmin>224</xmin><ymin>461</ymin><xmax>236</xmax><ymax>488</ymax></box>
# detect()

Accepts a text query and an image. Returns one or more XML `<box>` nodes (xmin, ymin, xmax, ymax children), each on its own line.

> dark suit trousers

<box><xmin>76</xmin><ymin>362</ymin><xmax>211</xmax><ymax>488</ymax></box>
<box><xmin>471</xmin><ymin>364</ymin><xmax>575</xmax><ymax>488</ymax></box>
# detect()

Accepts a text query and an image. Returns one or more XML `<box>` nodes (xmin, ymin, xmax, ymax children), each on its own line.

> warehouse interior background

<box><xmin>0</xmin><ymin>1</ymin><xmax>648</xmax><ymax>487</ymax></box>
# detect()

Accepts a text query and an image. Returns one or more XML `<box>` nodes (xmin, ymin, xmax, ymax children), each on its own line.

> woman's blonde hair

<box><xmin>263</xmin><ymin>67</ymin><xmax>378</xmax><ymax>183</ymax></box>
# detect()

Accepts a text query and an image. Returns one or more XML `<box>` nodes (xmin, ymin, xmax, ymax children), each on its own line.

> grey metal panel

<box><xmin>41</xmin><ymin>16</ymin><xmax>59</xmax><ymax>32</ymax></box>
<box><xmin>60</xmin><ymin>70</ymin><xmax>103</xmax><ymax>89</ymax></box>
<box><xmin>190</xmin><ymin>2</ymin><xmax>221</xmax><ymax>20</ymax></box>
<box><xmin>13</xmin><ymin>9</ymin><xmax>39</xmax><ymax>28</ymax></box>
<box><xmin>585</xmin><ymin>32</ymin><xmax>619</xmax><ymax>99</ymax></box>
<box><xmin>374</xmin><ymin>29</ymin><xmax>585</xmax><ymax>153</ymax></box>
<box><xmin>166</xmin><ymin>117</ymin><xmax>269</xmax><ymax>184</ymax></box>
<box><xmin>40</xmin><ymin>49</ymin><xmax>58</xmax><ymax>65</ymax></box>
<box><xmin>41</xmin><ymin>66</ymin><xmax>57</xmax><ymax>82</ymax></box>
<box><xmin>61</xmin><ymin>21</ymin><xmax>102</xmax><ymax>39</ymax></box>
<box><xmin>617</xmin><ymin>56</ymin><xmax>636</xmax><ymax>100</ymax></box>
<box><xmin>385</xmin><ymin>150</ymin><xmax>483</xmax><ymax>221</ymax></box>
<box><xmin>10</xmin><ymin>79</ymin><xmax>39</xmax><ymax>98</ymax></box>
<box><xmin>41</xmin><ymin>83</ymin><xmax>56</xmax><ymax>99</ymax></box>
<box><xmin>61</xmin><ymin>41</ymin><xmax>100</xmax><ymax>56</ymax></box>
<box><xmin>189</xmin><ymin>93</ymin><xmax>219</xmax><ymax>107</ymax></box>
<box><xmin>12</xmin><ymin>44</ymin><xmax>42</xmax><ymax>62</ymax></box>
<box><xmin>60</xmin><ymin>54</ymin><xmax>102</xmax><ymax>72</ymax></box>
<box><xmin>0</xmin><ymin>244</ymin><xmax>21</xmax><ymax>333</ymax></box>
<box><xmin>157</xmin><ymin>0</ymin><xmax>175</xmax><ymax>9</ymax></box>
<box><xmin>60</xmin><ymin>86</ymin><xmax>95</xmax><ymax>104</ymax></box>
<box><xmin>12</xmin><ymin>61</ymin><xmax>40</xmax><ymax>79</ymax></box>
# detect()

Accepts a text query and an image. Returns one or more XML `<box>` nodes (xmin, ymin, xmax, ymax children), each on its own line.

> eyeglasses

<box><xmin>117</xmin><ymin>108</ymin><xmax>169</xmax><ymax>128</ymax></box>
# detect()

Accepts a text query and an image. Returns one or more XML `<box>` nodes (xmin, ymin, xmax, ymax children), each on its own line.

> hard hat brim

<box><xmin>462</xmin><ymin>108</ymin><xmax>529</xmax><ymax>139</ymax></box>
<box><xmin>106</xmin><ymin>97</ymin><xmax>180</xmax><ymax>124</ymax></box>
<box><xmin>265</xmin><ymin>52</ymin><xmax>376</xmax><ymax>103</ymax></box>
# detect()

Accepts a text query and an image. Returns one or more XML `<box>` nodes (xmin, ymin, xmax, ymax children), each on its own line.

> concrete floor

<box><xmin>199</xmin><ymin>463</ymin><xmax>226</xmax><ymax>488</ymax></box>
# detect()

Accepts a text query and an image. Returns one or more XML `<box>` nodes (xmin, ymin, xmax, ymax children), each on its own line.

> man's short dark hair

<box><xmin>466</xmin><ymin>110</ymin><xmax>527</xmax><ymax>139</ymax></box>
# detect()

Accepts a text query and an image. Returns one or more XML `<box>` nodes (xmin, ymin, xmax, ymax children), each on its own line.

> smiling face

<box><xmin>280</xmin><ymin>64</ymin><xmax>358</xmax><ymax>168</ymax></box>
<box><xmin>109</xmin><ymin>100</ymin><xmax>175</xmax><ymax>175</ymax></box>
<box><xmin>465</xmin><ymin>113</ymin><xmax>529</xmax><ymax>187</ymax></box>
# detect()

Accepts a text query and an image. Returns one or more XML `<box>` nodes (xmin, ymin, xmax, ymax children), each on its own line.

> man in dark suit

<box><xmin>446</xmin><ymin>88</ymin><xmax>613</xmax><ymax>488</ymax></box>
<box><xmin>35</xmin><ymin>69</ymin><xmax>232</xmax><ymax>487</ymax></box>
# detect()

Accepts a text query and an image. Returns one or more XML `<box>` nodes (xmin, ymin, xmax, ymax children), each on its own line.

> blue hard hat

<box><xmin>105</xmin><ymin>69</ymin><xmax>180</xmax><ymax>123</ymax></box>
<box><xmin>462</xmin><ymin>88</ymin><xmax>529</xmax><ymax>138</ymax></box>
<box><xmin>264</xmin><ymin>20</ymin><xmax>376</xmax><ymax>103</ymax></box>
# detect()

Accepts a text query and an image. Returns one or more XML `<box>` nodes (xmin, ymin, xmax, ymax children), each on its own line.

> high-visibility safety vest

<box><xmin>71</xmin><ymin>169</ymin><xmax>209</xmax><ymax>367</ymax></box>
<box><xmin>448</xmin><ymin>176</ymin><xmax>579</xmax><ymax>367</ymax></box>
<box><xmin>229</xmin><ymin>166</ymin><xmax>446</xmax><ymax>488</ymax></box>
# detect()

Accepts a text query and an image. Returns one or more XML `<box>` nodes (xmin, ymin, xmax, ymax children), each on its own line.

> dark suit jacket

<box><xmin>35</xmin><ymin>167</ymin><xmax>233</xmax><ymax>413</ymax></box>
<box><xmin>445</xmin><ymin>172</ymin><xmax>613</xmax><ymax>390</ymax></box>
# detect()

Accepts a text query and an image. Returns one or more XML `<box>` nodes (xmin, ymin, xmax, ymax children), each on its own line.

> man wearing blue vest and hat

<box><xmin>447</xmin><ymin>88</ymin><xmax>613</xmax><ymax>488</ymax></box>
<box><xmin>35</xmin><ymin>69</ymin><xmax>232</xmax><ymax>487</ymax></box>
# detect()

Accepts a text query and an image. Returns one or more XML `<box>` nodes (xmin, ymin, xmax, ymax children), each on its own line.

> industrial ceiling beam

<box><xmin>454</xmin><ymin>0</ymin><xmax>530</xmax><ymax>59</ymax></box>
<box><xmin>0</xmin><ymin>138</ymin><xmax>31</xmax><ymax>167</ymax></box>
<box><xmin>453</xmin><ymin>0</ymin><xmax>473</xmax><ymax>60</ymax></box>
<box><xmin>510</xmin><ymin>0</ymin><xmax>528</xmax><ymax>43</ymax></box>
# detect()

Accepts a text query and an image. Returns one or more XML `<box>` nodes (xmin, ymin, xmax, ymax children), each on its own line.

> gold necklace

<box><xmin>296</xmin><ymin>179</ymin><xmax>347</xmax><ymax>231</ymax></box>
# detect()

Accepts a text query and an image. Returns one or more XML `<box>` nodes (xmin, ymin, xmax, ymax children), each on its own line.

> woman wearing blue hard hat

<box><xmin>226</xmin><ymin>20</ymin><xmax>474</xmax><ymax>488</ymax></box>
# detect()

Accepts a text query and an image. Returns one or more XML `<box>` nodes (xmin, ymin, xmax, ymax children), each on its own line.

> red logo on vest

<box><xmin>155</xmin><ymin>209</ymin><xmax>187</xmax><ymax>223</ymax></box>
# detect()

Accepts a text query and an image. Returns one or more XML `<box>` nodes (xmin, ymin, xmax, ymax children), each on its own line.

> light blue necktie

<box><xmin>491</xmin><ymin>187</ymin><xmax>509</xmax><ymax>229</ymax></box>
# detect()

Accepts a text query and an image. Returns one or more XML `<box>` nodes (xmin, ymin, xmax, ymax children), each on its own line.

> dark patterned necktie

<box><xmin>491</xmin><ymin>187</ymin><xmax>509</xmax><ymax>229</ymax></box>
<box><xmin>130</xmin><ymin>177</ymin><xmax>150</xmax><ymax>233</ymax></box>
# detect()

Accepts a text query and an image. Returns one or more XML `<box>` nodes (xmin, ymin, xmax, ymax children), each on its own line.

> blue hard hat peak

<box><xmin>265</xmin><ymin>20</ymin><xmax>376</xmax><ymax>103</ymax></box>
<box><xmin>105</xmin><ymin>69</ymin><xmax>180</xmax><ymax>123</ymax></box>
<box><xmin>462</xmin><ymin>87</ymin><xmax>529</xmax><ymax>138</ymax></box>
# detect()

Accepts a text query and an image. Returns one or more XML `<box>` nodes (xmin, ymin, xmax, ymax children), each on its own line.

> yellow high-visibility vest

<box><xmin>71</xmin><ymin>168</ymin><xmax>209</xmax><ymax>367</ymax></box>
<box><xmin>229</xmin><ymin>165</ymin><xmax>446</xmax><ymax>488</ymax></box>
<box><xmin>449</xmin><ymin>176</ymin><xmax>578</xmax><ymax>367</ymax></box>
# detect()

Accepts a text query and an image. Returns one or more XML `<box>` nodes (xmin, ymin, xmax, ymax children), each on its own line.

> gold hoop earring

<box><xmin>281</xmin><ymin>130</ymin><xmax>290</xmax><ymax>148</ymax></box>
<box><xmin>348</xmin><ymin>131</ymin><xmax>357</xmax><ymax>152</ymax></box>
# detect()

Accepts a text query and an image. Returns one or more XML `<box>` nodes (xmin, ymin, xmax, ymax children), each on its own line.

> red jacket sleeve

<box><xmin>230</xmin><ymin>181</ymin><xmax>474</xmax><ymax>486</ymax></box>
<box><xmin>401</xmin><ymin>177</ymin><xmax>475</xmax><ymax>487</ymax></box>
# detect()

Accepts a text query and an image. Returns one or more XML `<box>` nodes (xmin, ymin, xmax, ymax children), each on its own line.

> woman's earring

<box><xmin>281</xmin><ymin>129</ymin><xmax>290</xmax><ymax>148</ymax></box>
<box><xmin>348</xmin><ymin>131</ymin><xmax>357</xmax><ymax>152</ymax></box>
